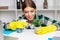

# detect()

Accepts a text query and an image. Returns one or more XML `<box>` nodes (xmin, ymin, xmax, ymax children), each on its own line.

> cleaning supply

<box><xmin>48</xmin><ymin>38</ymin><xmax>53</xmax><ymax>40</ymax></box>
<box><xmin>9</xmin><ymin>20</ymin><xmax>28</xmax><ymax>30</ymax></box>
<box><xmin>35</xmin><ymin>24</ymin><xmax>57</xmax><ymax>35</ymax></box>
<box><xmin>33</xmin><ymin>19</ymin><xmax>40</xmax><ymax>27</ymax></box>
<box><xmin>35</xmin><ymin>26</ymin><xmax>49</xmax><ymax>35</ymax></box>
<box><xmin>48</xmin><ymin>24</ymin><xmax>57</xmax><ymax>32</ymax></box>
<box><xmin>9</xmin><ymin>21</ymin><xmax>17</xmax><ymax>30</ymax></box>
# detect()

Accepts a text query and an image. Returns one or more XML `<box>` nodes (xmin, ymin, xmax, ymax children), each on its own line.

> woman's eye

<box><xmin>30</xmin><ymin>10</ymin><xmax>34</xmax><ymax>13</ymax></box>
<box><xmin>24</xmin><ymin>10</ymin><xmax>34</xmax><ymax>13</ymax></box>
<box><xmin>24</xmin><ymin>11</ymin><xmax>28</xmax><ymax>13</ymax></box>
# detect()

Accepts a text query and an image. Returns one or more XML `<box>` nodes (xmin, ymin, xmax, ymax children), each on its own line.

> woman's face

<box><xmin>23</xmin><ymin>6</ymin><xmax>36</xmax><ymax>21</ymax></box>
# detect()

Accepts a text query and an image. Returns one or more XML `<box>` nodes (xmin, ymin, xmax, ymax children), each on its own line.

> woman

<box><xmin>22</xmin><ymin>0</ymin><xmax>36</xmax><ymax>24</ymax></box>
<box><xmin>21</xmin><ymin>0</ymin><xmax>59</xmax><ymax>30</ymax></box>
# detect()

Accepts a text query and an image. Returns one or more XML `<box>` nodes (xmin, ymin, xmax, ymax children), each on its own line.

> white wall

<box><xmin>33</xmin><ymin>0</ymin><xmax>54</xmax><ymax>9</ymax></box>
<box><xmin>0</xmin><ymin>0</ymin><xmax>16</xmax><ymax>9</ymax></box>
<box><xmin>0</xmin><ymin>0</ymin><xmax>60</xmax><ymax>22</ymax></box>
<box><xmin>0</xmin><ymin>0</ymin><xmax>55</xmax><ymax>9</ymax></box>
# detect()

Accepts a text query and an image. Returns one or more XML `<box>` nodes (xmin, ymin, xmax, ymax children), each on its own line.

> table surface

<box><xmin>3</xmin><ymin>29</ymin><xmax>60</xmax><ymax>40</ymax></box>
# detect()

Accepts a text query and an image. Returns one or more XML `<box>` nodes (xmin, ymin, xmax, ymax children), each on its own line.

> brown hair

<box><xmin>22</xmin><ymin>0</ymin><xmax>36</xmax><ymax>11</ymax></box>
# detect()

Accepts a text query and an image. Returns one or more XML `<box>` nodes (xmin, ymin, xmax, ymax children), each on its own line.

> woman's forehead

<box><xmin>24</xmin><ymin>6</ymin><xmax>35</xmax><ymax>11</ymax></box>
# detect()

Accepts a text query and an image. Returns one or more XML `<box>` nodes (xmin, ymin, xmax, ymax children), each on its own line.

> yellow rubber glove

<box><xmin>35</xmin><ymin>24</ymin><xmax>57</xmax><ymax>35</ymax></box>
<box><xmin>16</xmin><ymin>20</ymin><xmax>28</xmax><ymax>28</ymax></box>
<box><xmin>9</xmin><ymin>21</ymin><xmax>16</xmax><ymax>30</ymax></box>
<box><xmin>36</xmin><ymin>27</ymin><xmax>49</xmax><ymax>35</ymax></box>
<box><xmin>48</xmin><ymin>24</ymin><xmax>57</xmax><ymax>32</ymax></box>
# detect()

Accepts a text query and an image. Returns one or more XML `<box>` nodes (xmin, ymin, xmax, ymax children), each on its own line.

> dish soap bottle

<box><xmin>43</xmin><ymin>0</ymin><xmax>48</xmax><ymax>9</ymax></box>
<box><xmin>17</xmin><ymin>0</ymin><xmax>22</xmax><ymax>9</ymax></box>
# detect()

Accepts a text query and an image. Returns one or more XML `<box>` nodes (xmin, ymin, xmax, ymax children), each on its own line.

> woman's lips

<box><xmin>27</xmin><ymin>16</ymin><xmax>34</xmax><ymax>20</ymax></box>
<box><xmin>29</xmin><ymin>17</ymin><xmax>32</xmax><ymax>19</ymax></box>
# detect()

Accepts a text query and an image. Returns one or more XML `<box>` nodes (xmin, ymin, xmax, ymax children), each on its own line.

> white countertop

<box><xmin>3</xmin><ymin>29</ymin><xmax>60</xmax><ymax>40</ymax></box>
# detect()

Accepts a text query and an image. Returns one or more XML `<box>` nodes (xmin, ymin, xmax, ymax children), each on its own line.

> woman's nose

<box><xmin>28</xmin><ymin>12</ymin><xmax>32</xmax><ymax>16</ymax></box>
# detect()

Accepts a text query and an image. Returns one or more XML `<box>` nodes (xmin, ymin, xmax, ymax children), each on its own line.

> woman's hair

<box><xmin>22</xmin><ymin>0</ymin><xmax>36</xmax><ymax>11</ymax></box>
